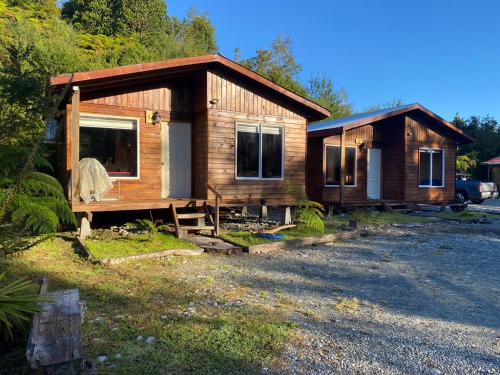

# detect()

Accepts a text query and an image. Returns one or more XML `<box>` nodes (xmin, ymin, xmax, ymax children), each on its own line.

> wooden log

<box><xmin>105</xmin><ymin>249</ymin><xmax>204</xmax><ymax>264</ymax></box>
<box><xmin>247</xmin><ymin>230</ymin><xmax>360</xmax><ymax>254</ymax></box>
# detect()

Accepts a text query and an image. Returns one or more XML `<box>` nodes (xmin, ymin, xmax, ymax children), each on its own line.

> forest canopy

<box><xmin>0</xmin><ymin>0</ymin><xmax>498</xmax><ymax>177</ymax></box>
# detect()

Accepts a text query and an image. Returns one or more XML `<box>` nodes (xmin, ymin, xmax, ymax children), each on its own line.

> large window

<box><xmin>325</xmin><ymin>145</ymin><xmax>357</xmax><ymax>186</ymax></box>
<box><xmin>79</xmin><ymin>115</ymin><xmax>139</xmax><ymax>178</ymax></box>
<box><xmin>419</xmin><ymin>148</ymin><xmax>444</xmax><ymax>187</ymax></box>
<box><xmin>236</xmin><ymin>124</ymin><xmax>284</xmax><ymax>179</ymax></box>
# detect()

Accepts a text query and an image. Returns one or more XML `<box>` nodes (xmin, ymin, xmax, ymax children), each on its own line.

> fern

<box><xmin>11</xmin><ymin>200</ymin><xmax>60</xmax><ymax>234</ymax></box>
<box><xmin>287</xmin><ymin>184</ymin><xmax>325</xmax><ymax>232</ymax></box>
<box><xmin>1</xmin><ymin>172</ymin><xmax>75</xmax><ymax>234</ymax></box>
<box><xmin>20</xmin><ymin>172</ymin><xmax>66</xmax><ymax>201</ymax></box>
<box><xmin>0</xmin><ymin>273</ymin><xmax>45</xmax><ymax>340</ymax></box>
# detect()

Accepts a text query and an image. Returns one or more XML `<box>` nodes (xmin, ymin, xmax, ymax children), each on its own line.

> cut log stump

<box><xmin>26</xmin><ymin>278</ymin><xmax>84</xmax><ymax>374</ymax></box>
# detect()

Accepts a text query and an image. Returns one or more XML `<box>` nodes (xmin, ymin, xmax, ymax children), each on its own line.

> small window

<box><xmin>236</xmin><ymin>124</ymin><xmax>283</xmax><ymax>180</ymax></box>
<box><xmin>325</xmin><ymin>145</ymin><xmax>356</xmax><ymax>186</ymax></box>
<box><xmin>80</xmin><ymin>115</ymin><xmax>139</xmax><ymax>178</ymax></box>
<box><xmin>419</xmin><ymin>149</ymin><xmax>444</xmax><ymax>187</ymax></box>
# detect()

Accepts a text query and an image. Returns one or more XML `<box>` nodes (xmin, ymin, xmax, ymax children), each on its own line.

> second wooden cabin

<box><xmin>307</xmin><ymin>104</ymin><xmax>473</xmax><ymax>208</ymax></box>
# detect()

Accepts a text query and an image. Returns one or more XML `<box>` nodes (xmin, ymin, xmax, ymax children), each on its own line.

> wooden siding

<box><xmin>81</xmin><ymin>79</ymin><xmax>193</xmax><ymax>115</ymax></box>
<box><xmin>403</xmin><ymin>113</ymin><xmax>456</xmax><ymax>203</ymax></box>
<box><xmin>379</xmin><ymin>117</ymin><xmax>405</xmax><ymax>201</ymax></box>
<box><xmin>308</xmin><ymin>112</ymin><xmax>457</xmax><ymax>205</ymax></box>
<box><xmin>64</xmin><ymin>68</ymin><xmax>311</xmax><ymax>209</ymax></box>
<box><xmin>205</xmin><ymin>70</ymin><xmax>308</xmax><ymax>204</ymax></box>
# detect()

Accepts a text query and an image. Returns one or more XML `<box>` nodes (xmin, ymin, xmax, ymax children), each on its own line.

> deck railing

<box><xmin>207</xmin><ymin>184</ymin><xmax>222</xmax><ymax>236</ymax></box>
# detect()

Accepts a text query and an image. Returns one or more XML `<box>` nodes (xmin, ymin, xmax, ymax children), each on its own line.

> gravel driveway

<box><xmin>202</xmin><ymin>221</ymin><xmax>500</xmax><ymax>374</ymax></box>
<box><xmin>469</xmin><ymin>199</ymin><xmax>500</xmax><ymax>215</ymax></box>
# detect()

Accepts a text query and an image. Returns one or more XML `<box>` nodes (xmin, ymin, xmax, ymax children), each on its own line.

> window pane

<box><xmin>345</xmin><ymin>148</ymin><xmax>356</xmax><ymax>186</ymax></box>
<box><xmin>262</xmin><ymin>127</ymin><xmax>283</xmax><ymax>178</ymax></box>
<box><xmin>326</xmin><ymin>146</ymin><xmax>341</xmax><ymax>185</ymax></box>
<box><xmin>419</xmin><ymin>150</ymin><xmax>431</xmax><ymax>186</ymax></box>
<box><xmin>432</xmin><ymin>150</ymin><xmax>443</xmax><ymax>186</ymax></box>
<box><xmin>80</xmin><ymin>127</ymin><xmax>138</xmax><ymax>177</ymax></box>
<box><xmin>237</xmin><ymin>126</ymin><xmax>259</xmax><ymax>178</ymax></box>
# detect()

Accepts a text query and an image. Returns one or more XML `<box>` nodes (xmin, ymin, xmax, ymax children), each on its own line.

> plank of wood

<box><xmin>106</xmin><ymin>249</ymin><xmax>204</xmax><ymax>264</ymax></box>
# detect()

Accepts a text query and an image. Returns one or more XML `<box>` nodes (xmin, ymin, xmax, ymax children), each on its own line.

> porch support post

<box><xmin>339</xmin><ymin>129</ymin><xmax>346</xmax><ymax>206</ymax></box>
<box><xmin>70</xmin><ymin>86</ymin><xmax>80</xmax><ymax>206</ymax></box>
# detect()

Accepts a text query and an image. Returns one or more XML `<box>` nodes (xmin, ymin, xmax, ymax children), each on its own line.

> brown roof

<box><xmin>308</xmin><ymin>103</ymin><xmax>474</xmax><ymax>144</ymax></box>
<box><xmin>50</xmin><ymin>54</ymin><xmax>330</xmax><ymax>120</ymax></box>
<box><xmin>483</xmin><ymin>156</ymin><xmax>500</xmax><ymax>165</ymax></box>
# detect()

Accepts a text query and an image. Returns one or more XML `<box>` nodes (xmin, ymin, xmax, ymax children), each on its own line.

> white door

<box><xmin>162</xmin><ymin>122</ymin><xmax>192</xmax><ymax>198</ymax></box>
<box><xmin>367</xmin><ymin>148</ymin><xmax>381</xmax><ymax>200</ymax></box>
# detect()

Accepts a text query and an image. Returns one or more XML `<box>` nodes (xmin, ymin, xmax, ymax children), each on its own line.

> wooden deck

<box><xmin>71</xmin><ymin>198</ymin><xmax>207</xmax><ymax>213</ymax></box>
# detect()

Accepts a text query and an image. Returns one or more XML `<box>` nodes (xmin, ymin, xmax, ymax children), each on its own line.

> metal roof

<box><xmin>308</xmin><ymin>104</ymin><xmax>417</xmax><ymax>132</ymax></box>
<box><xmin>483</xmin><ymin>156</ymin><xmax>500</xmax><ymax>165</ymax></box>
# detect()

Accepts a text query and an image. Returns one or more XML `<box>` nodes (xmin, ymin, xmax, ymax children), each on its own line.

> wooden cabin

<box><xmin>50</xmin><ymin>54</ymin><xmax>330</xmax><ymax>223</ymax></box>
<box><xmin>483</xmin><ymin>156</ymin><xmax>500</xmax><ymax>190</ymax></box>
<box><xmin>306</xmin><ymin>104</ymin><xmax>474</xmax><ymax>207</ymax></box>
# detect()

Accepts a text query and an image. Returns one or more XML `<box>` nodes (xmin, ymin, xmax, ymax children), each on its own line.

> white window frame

<box><xmin>80</xmin><ymin>113</ymin><xmax>141</xmax><ymax>180</ymax></box>
<box><xmin>418</xmin><ymin>148</ymin><xmax>445</xmax><ymax>188</ymax></box>
<box><xmin>235</xmin><ymin>123</ymin><xmax>285</xmax><ymax>181</ymax></box>
<box><xmin>324</xmin><ymin>144</ymin><xmax>357</xmax><ymax>188</ymax></box>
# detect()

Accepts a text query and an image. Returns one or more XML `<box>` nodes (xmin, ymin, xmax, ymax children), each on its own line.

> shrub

<box><xmin>0</xmin><ymin>273</ymin><xmax>45</xmax><ymax>340</ymax></box>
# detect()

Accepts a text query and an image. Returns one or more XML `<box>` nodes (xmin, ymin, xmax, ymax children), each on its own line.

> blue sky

<box><xmin>169</xmin><ymin>0</ymin><xmax>500</xmax><ymax>120</ymax></box>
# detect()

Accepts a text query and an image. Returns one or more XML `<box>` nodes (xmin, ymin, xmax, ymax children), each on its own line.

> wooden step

<box><xmin>176</xmin><ymin>213</ymin><xmax>207</xmax><ymax>219</ymax></box>
<box><xmin>178</xmin><ymin>225</ymin><xmax>215</xmax><ymax>231</ymax></box>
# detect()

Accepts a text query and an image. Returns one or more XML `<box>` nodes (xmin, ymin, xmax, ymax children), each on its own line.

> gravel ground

<box><xmin>198</xmin><ymin>221</ymin><xmax>500</xmax><ymax>374</ymax></box>
<box><xmin>469</xmin><ymin>199</ymin><xmax>500</xmax><ymax>214</ymax></box>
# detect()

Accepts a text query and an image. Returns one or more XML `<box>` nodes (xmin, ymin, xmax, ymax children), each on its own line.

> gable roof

<box><xmin>50</xmin><ymin>54</ymin><xmax>330</xmax><ymax>121</ymax></box>
<box><xmin>308</xmin><ymin>103</ymin><xmax>473</xmax><ymax>143</ymax></box>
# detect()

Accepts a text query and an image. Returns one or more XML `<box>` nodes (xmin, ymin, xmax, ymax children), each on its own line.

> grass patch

<box><xmin>0</xmin><ymin>236</ymin><xmax>294</xmax><ymax>374</ymax></box>
<box><xmin>431</xmin><ymin>211</ymin><xmax>499</xmax><ymax>221</ymax></box>
<box><xmin>334</xmin><ymin>211</ymin><xmax>435</xmax><ymax>226</ymax></box>
<box><xmin>220</xmin><ymin>223</ymin><xmax>341</xmax><ymax>248</ymax></box>
<box><xmin>334</xmin><ymin>297</ymin><xmax>360</xmax><ymax>313</ymax></box>
<box><xmin>85</xmin><ymin>232</ymin><xmax>198</xmax><ymax>260</ymax></box>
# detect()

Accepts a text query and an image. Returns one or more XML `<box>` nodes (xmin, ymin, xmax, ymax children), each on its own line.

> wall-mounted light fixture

<box><xmin>152</xmin><ymin>111</ymin><xmax>162</xmax><ymax>125</ymax></box>
<box><xmin>209</xmin><ymin>98</ymin><xmax>219</xmax><ymax>105</ymax></box>
<box><xmin>359</xmin><ymin>143</ymin><xmax>368</xmax><ymax>151</ymax></box>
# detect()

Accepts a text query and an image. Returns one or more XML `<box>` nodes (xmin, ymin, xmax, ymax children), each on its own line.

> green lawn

<box><xmin>85</xmin><ymin>232</ymin><xmax>198</xmax><ymax>260</ymax></box>
<box><xmin>430</xmin><ymin>210</ymin><xmax>499</xmax><ymax>221</ymax></box>
<box><xmin>0</xmin><ymin>236</ymin><xmax>294</xmax><ymax>374</ymax></box>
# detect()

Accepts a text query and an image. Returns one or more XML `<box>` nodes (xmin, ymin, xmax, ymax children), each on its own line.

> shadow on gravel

<box><xmin>232</xmin><ymin>224</ymin><xmax>500</xmax><ymax>330</ymax></box>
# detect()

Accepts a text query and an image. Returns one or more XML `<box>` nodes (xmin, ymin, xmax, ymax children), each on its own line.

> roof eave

<box><xmin>50</xmin><ymin>54</ymin><xmax>330</xmax><ymax>121</ymax></box>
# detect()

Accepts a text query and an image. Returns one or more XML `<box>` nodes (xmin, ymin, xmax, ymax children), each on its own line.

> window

<box><xmin>419</xmin><ymin>148</ymin><xmax>444</xmax><ymax>187</ymax></box>
<box><xmin>79</xmin><ymin>115</ymin><xmax>139</xmax><ymax>178</ymax></box>
<box><xmin>325</xmin><ymin>145</ymin><xmax>357</xmax><ymax>186</ymax></box>
<box><xmin>236</xmin><ymin>124</ymin><xmax>284</xmax><ymax>179</ymax></box>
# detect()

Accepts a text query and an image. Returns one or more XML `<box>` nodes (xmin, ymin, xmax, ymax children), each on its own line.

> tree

<box><xmin>456</xmin><ymin>154</ymin><xmax>477</xmax><ymax>175</ymax></box>
<box><xmin>241</xmin><ymin>34</ymin><xmax>308</xmax><ymax>97</ymax></box>
<box><xmin>362</xmin><ymin>98</ymin><xmax>403</xmax><ymax>113</ymax></box>
<box><xmin>453</xmin><ymin>114</ymin><xmax>500</xmax><ymax>178</ymax></box>
<box><xmin>307</xmin><ymin>76</ymin><xmax>351</xmax><ymax>119</ymax></box>
<box><xmin>62</xmin><ymin>0</ymin><xmax>169</xmax><ymax>36</ymax></box>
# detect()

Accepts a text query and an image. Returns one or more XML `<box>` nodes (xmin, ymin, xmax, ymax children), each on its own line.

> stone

<box><xmin>136</xmin><ymin>335</ymin><xmax>144</xmax><ymax>342</ymax></box>
<box><xmin>426</xmin><ymin>368</ymin><xmax>442</xmax><ymax>375</ymax></box>
<box><xmin>145</xmin><ymin>336</ymin><xmax>156</xmax><ymax>345</ymax></box>
<box><xmin>114</xmin><ymin>354</ymin><xmax>122</xmax><ymax>360</ymax></box>
<box><xmin>97</xmin><ymin>355</ymin><xmax>109</xmax><ymax>363</ymax></box>
<box><xmin>79</xmin><ymin>217</ymin><xmax>92</xmax><ymax>239</ymax></box>
<box><xmin>160</xmin><ymin>315</ymin><xmax>169</xmax><ymax>320</ymax></box>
